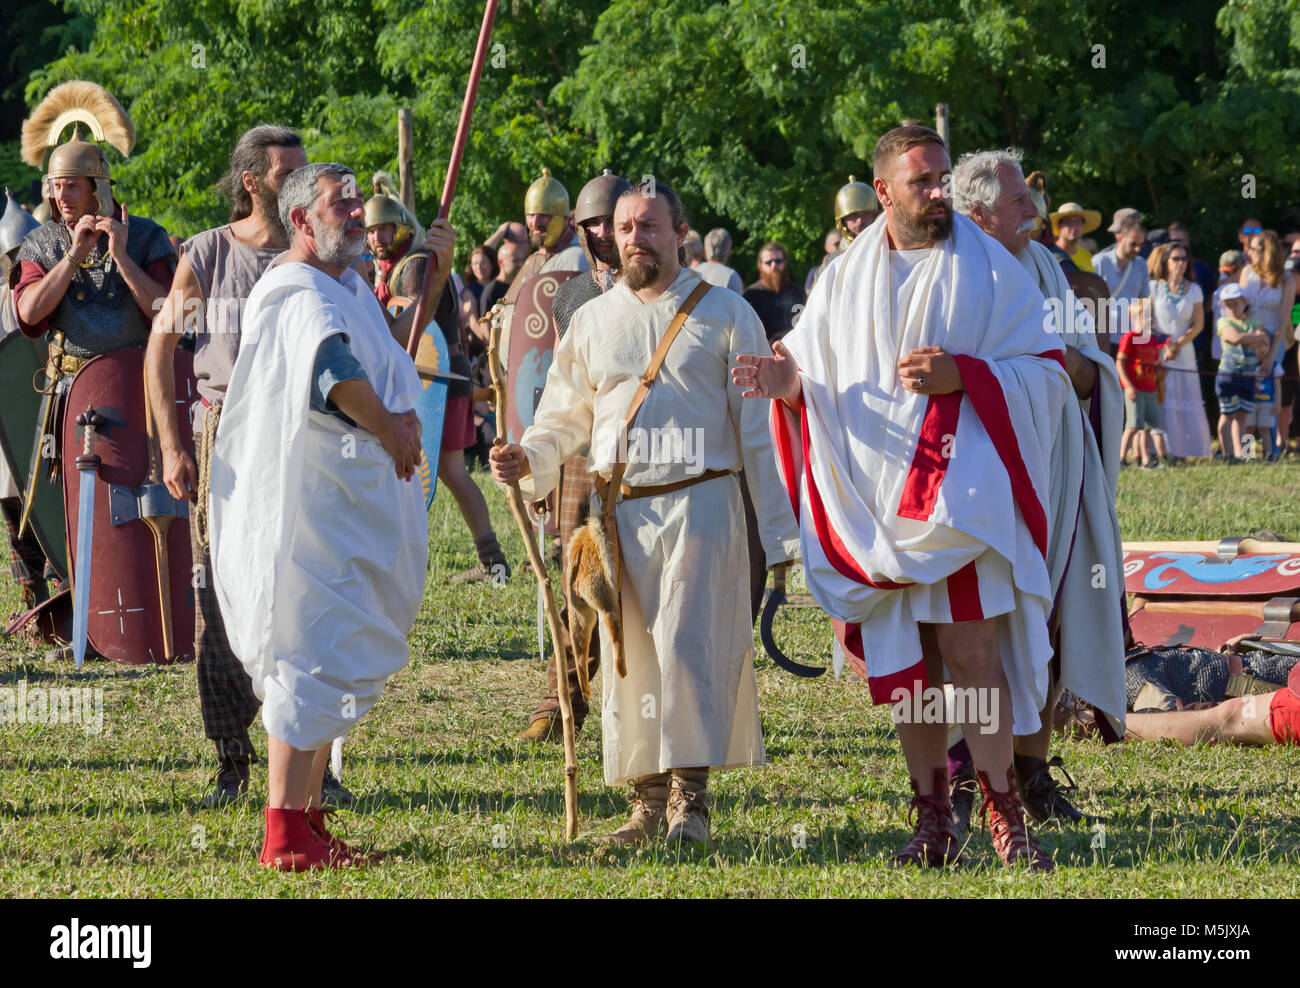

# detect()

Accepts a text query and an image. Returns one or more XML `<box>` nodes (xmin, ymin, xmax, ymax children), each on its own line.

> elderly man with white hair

<box><xmin>211</xmin><ymin>162</ymin><xmax>448</xmax><ymax>870</ymax></box>
<box><xmin>951</xmin><ymin>148</ymin><xmax>1126</xmax><ymax>826</ymax></box>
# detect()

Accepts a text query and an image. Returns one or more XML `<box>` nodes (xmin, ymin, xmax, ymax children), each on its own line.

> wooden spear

<box><xmin>405</xmin><ymin>0</ymin><xmax>500</xmax><ymax>358</ymax></box>
<box><xmin>487</xmin><ymin>319</ymin><xmax>580</xmax><ymax>839</ymax></box>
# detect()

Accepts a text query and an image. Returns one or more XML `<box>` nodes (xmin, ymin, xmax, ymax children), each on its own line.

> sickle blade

<box><xmin>759</xmin><ymin>583</ymin><xmax>825</xmax><ymax>678</ymax></box>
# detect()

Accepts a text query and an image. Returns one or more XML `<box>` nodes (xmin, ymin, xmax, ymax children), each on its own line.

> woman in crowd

<box><xmin>461</xmin><ymin>243</ymin><xmax>499</xmax><ymax>325</ymax></box>
<box><xmin>1150</xmin><ymin>242</ymin><xmax>1212</xmax><ymax>458</ymax></box>
<box><xmin>1240</xmin><ymin>231</ymin><xmax>1297</xmax><ymax>458</ymax></box>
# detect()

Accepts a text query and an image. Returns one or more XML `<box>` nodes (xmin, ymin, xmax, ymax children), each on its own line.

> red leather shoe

<box><xmin>258</xmin><ymin>806</ymin><xmax>336</xmax><ymax>871</ymax></box>
<box><xmin>891</xmin><ymin>768</ymin><xmax>964</xmax><ymax>868</ymax></box>
<box><xmin>308</xmin><ymin>808</ymin><xmax>383</xmax><ymax>866</ymax></box>
<box><xmin>977</xmin><ymin>767</ymin><xmax>1055</xmax><ymax>873</ymax></box>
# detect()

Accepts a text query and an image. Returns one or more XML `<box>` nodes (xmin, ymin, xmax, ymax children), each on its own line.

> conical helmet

<box><xmin>21</xmin><ymin>80</ymin><xmax>135</xmax><ymax>218</ymax></box>
<box><xmin>834</xmin><ymin>175</ymin><xmax>878</xmax><ymax>229</ymax></box>
<box><xmin>524</xmin><ymin>168</ymin><xmax>570</xmax><ymax>218</ymax></box>
<box><xmin>363</xmin><ymin>192</ymin><xmax>418</xmax><ymax>251</ymax></box>
<box><xmin>1</xmin><ymin>188</ymin><xmax>41</xmax><ymax>259</ymax></box>
<box><xmin>573</xmin><ymin>169</ymin><xmax>630</xmax><ymax>225</ymax></box>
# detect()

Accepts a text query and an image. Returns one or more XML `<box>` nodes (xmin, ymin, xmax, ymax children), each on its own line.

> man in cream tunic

<box><xmin>951</xmin><ymin>149</ymin><xmax>1126</xmax><ymax>826</ymax></box>
<box><xmin>211</xmin><ymin>163</ymin><xmax>432</xmax><ymax>869</ymax></box>
<box><xmin>491</xmin><ymin>182</ymin><xmax>799</xmax><ymax>847</ymax></box>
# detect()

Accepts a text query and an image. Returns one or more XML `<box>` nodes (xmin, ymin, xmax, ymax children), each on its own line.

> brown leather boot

<box><xmin>977</xmin><ymin>766</ymin><xmax>1055</xmax><ymax>872</ymax></box>
<box><xmin>891</xmin><ymin>768</ymin><xmax>964</xmax><ymax>867</ymax></box>
<box><xmin>594</xmin><ymin>772</ymin><xmax>669</xmax><ymax>847</ymax></box>
<box><xmin>665</xmin><ymin>768</ymin><xmax>711</xmax><ymax>848</ymax></box>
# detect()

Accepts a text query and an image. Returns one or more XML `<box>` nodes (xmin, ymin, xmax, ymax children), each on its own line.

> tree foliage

<box><xmin>16</xmin><ymin>0</ymin><xmax>1300</xmax><ymax>275</ymax></box>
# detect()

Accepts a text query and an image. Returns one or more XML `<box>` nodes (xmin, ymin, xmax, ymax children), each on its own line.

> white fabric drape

<box><xmin>211</xmin><ymin>261</ymin><xmax>427</xmax><ymax>750</ymax></box>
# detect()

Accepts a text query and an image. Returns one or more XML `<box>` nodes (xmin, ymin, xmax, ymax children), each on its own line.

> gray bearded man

<box><xmin>211</xmin><ymin>163</ymin><xmax>433</xmax><ymax>870</ymax></box>
<box><xmin>949</xmin><ymin>148</ymin><xmax>1127</xmax><ymax>826</ymax></box>
<box><xmin>491</xmin><ymin>181</ymin><xmax>799</xmax><ymax>847</ymax></box>
<box><xmin>145</xmin><ymin>124</ymin><xmax>310</xmax><ymax>808</ymax></box>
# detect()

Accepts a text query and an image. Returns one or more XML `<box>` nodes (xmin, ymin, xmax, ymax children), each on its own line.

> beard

<box><xmin>758</xmin><ymin>267</ymin><xmax>788</xmax><ymax>292</ymax></box>
<box><xmin>528</xmin><ymin>229</ymin><xmax>546</xmax><ymax>250</ymax></box>
<box><xmin>622</xmin><ymin>248</ymin><xmax>664</xmax><ymax>291</ymax></box>
<box><xmin>316</xmin><ymin>217</ymin><xmax>365</xmax><ymax>265</ymax></box>
<box><xmin>587</xmin><ymin>235</ymin><xmax>619</xmax><ymax>268</ymax></box>
<box><xmin>253</xmin><ymin>185</ymin><xmax>290</xmax><ymax>243</ymax></box>
<box><xmin>894</xmin><ymin>198</ymin><xmax>953</xmax><ymax>244</ymax></box>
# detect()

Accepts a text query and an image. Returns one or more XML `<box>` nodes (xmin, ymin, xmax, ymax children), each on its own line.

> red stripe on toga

<box><xmin>897</xmin><ymin>391</ymin><xmax>962</xmax><ymax>520</ymax></box>
<box><xmin>950</xmin><ymin>352</ymin><xmax>1061</xmax><ymax>558</ymax></box>
<box><xmin>946</xmin><ymin>559</ymin><xmax>984</xmax><ymax>622</ymax></box>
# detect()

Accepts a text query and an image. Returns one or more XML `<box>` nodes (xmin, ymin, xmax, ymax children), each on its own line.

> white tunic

<box><xmin>517</xmin><ymin>267</ymin><xmax>800</xmax><ymax>784</ymax></box>
<box><xmin>210</xmin><ymin>261</ymin><xmax>428</xmax><ymax>750</ymax></box>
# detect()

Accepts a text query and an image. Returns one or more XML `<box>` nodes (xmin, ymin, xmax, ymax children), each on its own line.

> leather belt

<box><xmin>597</xmin><ymin>467</ymin><xmax>734</xmax><ymax>503</ymax></box>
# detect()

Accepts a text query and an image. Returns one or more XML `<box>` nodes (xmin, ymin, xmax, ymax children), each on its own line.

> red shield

<box><xmin>62</xmin><ymin>346</ymin><xmax>198</xmax><ymax>665</ymax></box>
<box><xmin>506</xmin><ymin>271</ymin><xmax>579</xmax><ymax>444</ymax></box>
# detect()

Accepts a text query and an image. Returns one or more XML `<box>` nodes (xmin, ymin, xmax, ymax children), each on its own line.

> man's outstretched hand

<box><xmin>733</xmin><ymin>339</ymin><xmax>802</xmax><ymax>405</ymax></box>
<box><xmin>897</xmin><ymin>346</ymin><xmax>962</xmax><ymax>395</ymax></box>
<box><xmin>490</xmin><ymin>443</ymin><xmax>531</xmax><ymax>485</ymax></box>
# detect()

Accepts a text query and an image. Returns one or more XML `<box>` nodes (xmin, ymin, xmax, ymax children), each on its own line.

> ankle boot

<box><xmin>892</xmin><ymin>767</ymin><xmax>964</xmax><ymax>867</ymax></box>
<box><xmin>977</xmin><ymin>766</ymin><xmax>1055</xmax><ymax>872</ymax></box>
<box><xmin>201</xmin><ymin>737</ymin><xmax>252</xmax><ymax>808</ymax></box>
<box><xmin>258</xmin><ymin>806</ymin><xmax>336</xmax><ymax>871</ymax></box>
<box><xmin>666</xmin><ymin>768</ymin><xmax>711</xmax><ymax>848</ymax></box>
<box><xmin>308</xmin><ymin>808</ymin><xmax>382</xmax><ymax>865</ymax></box>
<box><xmin>1014</xmin><ymin>753</ymin><xmax>1097</xmax><ymax>826</ymax></box>
<box><xmin>594</xmin><ymin>772</ymin><xmax>669</xmax><ymax>847</ymax></box>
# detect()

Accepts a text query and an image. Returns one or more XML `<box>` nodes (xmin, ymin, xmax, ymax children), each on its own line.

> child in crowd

<box><xmin>1117</xmin><ymin>298</ymin><xmax>1170</xmax><ymax>468</ymax></box>
<box><xmin>1214</xmin><ymin>284</ymin><xmax>1271</xmax><ymax>459</ymax></box>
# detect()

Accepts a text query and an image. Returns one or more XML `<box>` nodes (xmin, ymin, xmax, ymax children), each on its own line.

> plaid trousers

<box><xmin>192</xmin><ymin>423</ymin><xmax>260</xmax><ymax>745</ymax></box>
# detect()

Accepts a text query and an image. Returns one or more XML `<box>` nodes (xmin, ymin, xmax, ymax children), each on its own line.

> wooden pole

<box><xmin>487</xmin><ymin>318</ymin><xmax>579</xmax><ymax>840</ymax></box>
<box><xmin>407</xmin><ymin>0</ymin><xmax>499</xmax><ymax>358</ymax></box>
<box><xmin>935</xmin><ymin>103</ymin><xmax>950</xmax><ymax>149</ymax></box>
<box><xmin>397</xmin><ymin>108</ymin><xmax>415</xmax><ymax>213</ymax></box>
<box><xmin>1123</xmin><ymin>539</ymin><xmax>1299</xmax><ymax>555</ymax></box>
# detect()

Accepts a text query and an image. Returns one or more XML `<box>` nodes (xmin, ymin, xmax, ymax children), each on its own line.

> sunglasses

<box><xmin>762</xmin><ymin>258</ymin><xmax>786</xmax><ymax>266</ymax></box>
<box><xmin>1242</xmin><ymin>226</ymin><xmax>1263</xmax><ymax>234</ymax></box>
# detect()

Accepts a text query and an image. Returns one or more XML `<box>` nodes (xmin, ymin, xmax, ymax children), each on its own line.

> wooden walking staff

<box><xmin>405</xmin><ymin>0</ymin><xmax>500</xmax><ymax>359</ymax></box>
<box><xmin>487</xmin><ymin>319</ymin><xmax>580</xmax><ymax>839</ymax></box>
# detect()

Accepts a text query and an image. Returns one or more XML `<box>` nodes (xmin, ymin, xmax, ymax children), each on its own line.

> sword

<box><xmin>759</xmin><ymin>563</ymin><xmax>826</xmax><ymax>678</ymax></box>
<box><xmin>18</xmin><ymin>336</ymin><xmax>65</xmax><ymax>537</ymax></box>
<box><xmin>71</xmin><ymin>407</ymin><xmax>104</xmax><ymax>669</ymax></box>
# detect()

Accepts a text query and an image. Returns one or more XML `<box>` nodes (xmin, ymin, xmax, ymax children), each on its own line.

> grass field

<box><xmin>2</xmin><ymin>460</ymin><xmax>1298</xmax><ymax>898</ymax></box>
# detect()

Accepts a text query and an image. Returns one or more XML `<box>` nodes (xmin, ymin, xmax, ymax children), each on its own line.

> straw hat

<box><xmin>1050</xmin><ymin>201</ymin><xmax>1102</xmax><ymax>236</ymax></box>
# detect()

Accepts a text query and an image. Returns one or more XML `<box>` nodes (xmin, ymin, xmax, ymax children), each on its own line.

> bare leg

<box><xmin>1152</xmin><ymin>430</ymin><xmax>1169</xmax><ymax>460</ymax></box>
<box><xmin>933</xmin><ymin>618</ymin><xmax>1014</xmax><ymax>791</ymax></box>
<box><xmin>893</xmin><ymin>635</ymin><xmax>946</xmax><ymax>793</ymax></box>
<box><xmin>438</xmin><ymin>448</ymin><xmax>493</xmax><ymax>540</ymax></box>
<box><xmin>1126</xmin><ymin>695</ymin><xmax>1276</xmax><ymax>746</ymax></box>
<box><xmin>1216</xmin><ymin>414</ymin><xmax>1229</xmax><ymax>456</ymax></box>
<box><xmin>1120</xmin><ymin>428</ymin><xmax>1136</xmax><ymax>464</ymax></box>
<box><xmin>1228</xmin><ymin>414</ymin><xmax>1245</xmax><ymax>457</ymax></box>
<box><xmin>266</xmin><ymin>735</ymin><xmax>326</xmax><ymax>810</ymax></box>
<box><xmin>305</xmin><ymin>744</ymin><xmax>331</xmax><ymax>810</ymax></box>
<box><xmin>1138</xmin><ymin>429</ymin><xmax>1152</xmax><ymax>465</ymax></box>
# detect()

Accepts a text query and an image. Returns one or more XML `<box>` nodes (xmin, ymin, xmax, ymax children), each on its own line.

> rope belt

<box><xmin>195</xmin><ymin>397</ymin><xmax>221</xmax><ymax>552</ymax></box>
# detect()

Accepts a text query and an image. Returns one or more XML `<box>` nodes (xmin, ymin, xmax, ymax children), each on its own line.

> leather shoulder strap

<box><xmin>618</xmin><ymin>279</ymin><xmax>711</xmax><ymax>439</ymax></box>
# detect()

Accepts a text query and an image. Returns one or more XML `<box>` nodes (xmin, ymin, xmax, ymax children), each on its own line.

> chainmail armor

<box><xmin>1125</xmin><ymin>644</ymin><xmax>1298</xmax><ymax>709</ymax></box>
<box><xmin>15</xmin><ymin>217</ymin><xmax>174</xmax><ymax>358</ymax></box>
<box><xmin>552</xmin><ymin>270</ymin><xmax>609</xmax><ymax>338</ymax></box>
